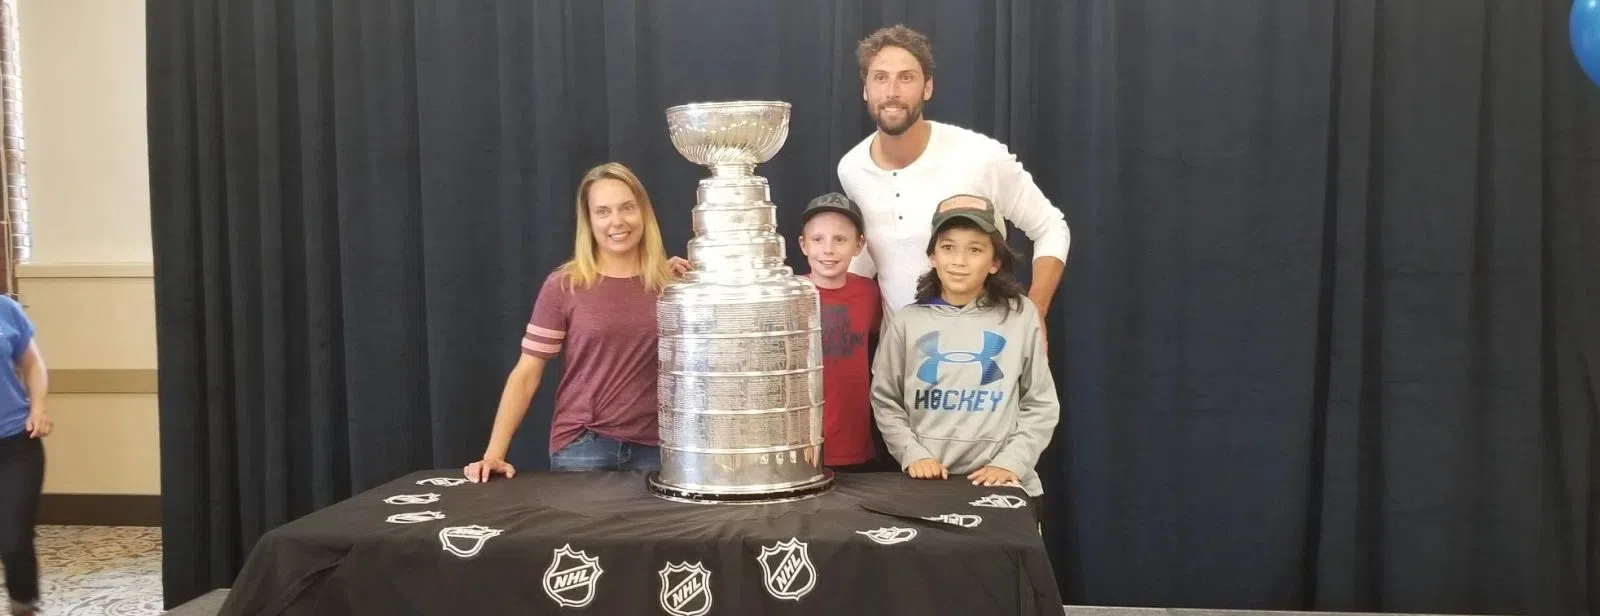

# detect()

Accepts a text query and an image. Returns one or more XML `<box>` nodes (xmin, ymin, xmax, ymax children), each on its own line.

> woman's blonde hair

<box><xmin>557</xmin><ymin>162</ymin><xmax>674</xmax><ymax>294</ymax></box>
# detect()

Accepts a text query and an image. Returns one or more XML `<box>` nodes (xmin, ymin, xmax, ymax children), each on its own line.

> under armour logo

<box><xmin>916</xmin><ymin>330</ymin><xmax>1006</xmax><ymax>386</ymax></box>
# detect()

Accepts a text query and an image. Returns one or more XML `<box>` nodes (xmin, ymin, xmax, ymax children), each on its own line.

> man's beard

<box><xmin>872</xmin><ymin>101</ymin><xmax>923</xmax><ymax>136</ymax></box>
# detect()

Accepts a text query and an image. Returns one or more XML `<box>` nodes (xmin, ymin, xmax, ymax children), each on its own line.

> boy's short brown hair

<box><xmin>856</xmin><ymin>25</ymin><xmax>936</xmax><ymax>81</ymax></box>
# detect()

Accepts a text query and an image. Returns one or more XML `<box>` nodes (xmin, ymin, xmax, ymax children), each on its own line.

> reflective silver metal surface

<box><xmin>648</xmin><ymin>100</ymin><xmax>834</xmax><ymax>504</ymax></box>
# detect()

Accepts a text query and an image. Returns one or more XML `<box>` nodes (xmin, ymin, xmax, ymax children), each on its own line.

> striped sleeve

<box><xmin>522</xmin><ymin>273</ymin><xmax>570</xmax><ymax>359</ymax></box>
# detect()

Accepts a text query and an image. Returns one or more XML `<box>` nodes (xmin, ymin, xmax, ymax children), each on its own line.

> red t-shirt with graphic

<box><xmin>812</xmin><ymin>273</ymin><xmax>883</xmax><ymax>466</ymax></box>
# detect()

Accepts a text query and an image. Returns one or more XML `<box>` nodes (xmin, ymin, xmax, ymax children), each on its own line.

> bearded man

<box><xmin>837</xmin><ymin>25</ymin><xmax>1071</xmax><ymax>336</ymax></box>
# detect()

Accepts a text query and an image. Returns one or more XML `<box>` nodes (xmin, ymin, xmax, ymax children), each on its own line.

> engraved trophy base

<box><xmin>646</xmin><ymin>469</ymin><xmax>835</xmax><ymax>505</ymax></box>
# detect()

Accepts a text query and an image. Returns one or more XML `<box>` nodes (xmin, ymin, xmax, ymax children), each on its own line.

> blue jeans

<box><xmin>549</xmin><ymin>430</ymin><xmax>661</xmax><ymax>472</ymax></box>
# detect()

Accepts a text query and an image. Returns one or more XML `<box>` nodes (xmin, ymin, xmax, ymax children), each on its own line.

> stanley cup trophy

<box><xmin>646</xmin><ymin>100</ymin><xmax>835</xmax><ymax>504</ymax></box>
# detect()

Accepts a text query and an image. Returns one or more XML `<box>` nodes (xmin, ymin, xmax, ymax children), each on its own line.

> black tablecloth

<box><xmin>218</xmin><ymin>469</ymin><xmax>1061</xmax><ymax>616</ymax></box>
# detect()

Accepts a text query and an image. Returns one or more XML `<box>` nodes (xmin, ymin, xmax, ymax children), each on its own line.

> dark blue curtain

<box><xmin>146</xmin><ymin>0</ymin><xmax>1600</xmax><ymax>613</ymax></box>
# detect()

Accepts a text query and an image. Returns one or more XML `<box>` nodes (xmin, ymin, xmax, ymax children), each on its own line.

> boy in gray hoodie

<box><xmin>870</xmin><ymin>194</ymin><xmax>1061</xmax><ymax>499</ymax></box>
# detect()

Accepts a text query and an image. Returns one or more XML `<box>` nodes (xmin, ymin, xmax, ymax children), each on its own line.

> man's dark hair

<box><xmin>856</xmin><ymin>25</ymin><xmax>936</xmax><ymax>81</ymax></box>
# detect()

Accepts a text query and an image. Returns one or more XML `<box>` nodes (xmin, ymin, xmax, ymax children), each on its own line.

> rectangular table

<box><xmin>218</xmin><ymin>469</ymin><xmax>1062</xmax><ymax>615</ymax></box>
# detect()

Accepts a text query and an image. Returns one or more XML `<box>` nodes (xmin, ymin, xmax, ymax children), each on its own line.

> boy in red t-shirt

<box><xmin>799</xmin><ymin>193</ymin><xmax>884</xmax><ymax>471</ymax></box>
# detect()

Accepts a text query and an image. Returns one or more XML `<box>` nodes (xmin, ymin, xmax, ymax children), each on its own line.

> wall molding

<box><xmin>38</xmin><ymin>493</ymin><xmax>161</xmax><ymax>527</ymax></box>
<box><xmin>16</xmin><ymin>262</ymin><xmax>153</xmax><ymax>279</ymax></box>
<box><xmin>48</xmin><ymin>368</ymin><xmax>158</xmax><ymax>394</ymax></box>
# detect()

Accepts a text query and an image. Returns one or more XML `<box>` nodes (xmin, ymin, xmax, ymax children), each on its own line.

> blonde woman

<box><xmin>465</xmin><ymin>162</ymin><xmax>683</xmax><ymax>481</ymax></box>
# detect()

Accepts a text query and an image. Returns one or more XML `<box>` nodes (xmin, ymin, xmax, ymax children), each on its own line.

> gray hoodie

<box><xmin>870</xmin><ymin>296</ymin><xmax>1061</xmax><ymax>496</ymax></box>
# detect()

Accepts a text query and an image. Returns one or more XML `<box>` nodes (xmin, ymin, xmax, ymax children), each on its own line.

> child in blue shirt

<box><xmin>0</xmin><ymin>295</ymin><xmax>51</xmax><ymax>616</ymax></box>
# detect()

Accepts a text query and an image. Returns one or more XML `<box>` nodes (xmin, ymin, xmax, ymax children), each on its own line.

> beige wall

<box><xmin>18</xmin><ymin>0</ymin><xmax>151</xmax><ymax>264</ymax></box>
<box><xmin>15</xmin><ymin>0</ymin><xmax>159</xmax><ymax>496</ymax></box>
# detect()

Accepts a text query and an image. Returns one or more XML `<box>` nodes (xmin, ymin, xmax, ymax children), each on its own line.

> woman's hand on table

<box><xmin>463</xmin><ymin>457</ymin><xmax>516</xmax><ymax>483</ymax></box>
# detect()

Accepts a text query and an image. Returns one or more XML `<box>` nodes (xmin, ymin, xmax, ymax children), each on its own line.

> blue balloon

<box><xmin>1575</xmin><ymin>0</ymin><xmax>1600</xmax><ymax>87</ymax></box>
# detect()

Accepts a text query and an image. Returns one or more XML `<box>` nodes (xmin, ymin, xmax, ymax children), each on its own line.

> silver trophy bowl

<box><xmin>647</xmin><ymin>100</ymin><xmax>834</xmax><ymax>504</ymax></box>
<box><xmin>665</xmin><ymin>101</ymin><xmax>791</xmax><ymax>176</ymax></box>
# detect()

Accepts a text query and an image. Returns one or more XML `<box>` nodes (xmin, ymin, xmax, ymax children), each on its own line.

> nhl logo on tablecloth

<box><xmin>542</xmin><ymin>544</ymin><xmax>603</xmax><ymax>608</ymax></box>
<box><xmin>657</xmin><ymin>561</ymin><xmax>712</xmax><ymax>616</ymax></box>
<box><xmin>383</xmin><ymin>493</ymin><xmax>440</xmax><ymax>505</ymax></box>
<box><xmin>922</xmin><ymin>513</ymin><xmax>983</xmax><ymax>528</ymax></box>
<box><xmin>385</xmin><ymin>510</ymin><xmax>445</xmax><ymax>524</ymax></box>
<box><xmin>416</xmin><ymin>477</ymin><xmax>468</xmax><ymax>487</ymax></box>
<box><xmin>970</xmin><ymin>494</ymin><xmax>1028</xmax><ymax>509</ymax></box>
<box><xmin>438</xmin><ymin>525</ymin><xmax>503</xmax><ymax>559</ymax></box>
<box><xmin>756</xmin><ymin>537</ymin><xmax>817</xmax><ymax>601</ymax></box>
<box><xmin>856</xmin><ymin>526</ymin><xmax>918</xmax><ymax>545</ymax></box>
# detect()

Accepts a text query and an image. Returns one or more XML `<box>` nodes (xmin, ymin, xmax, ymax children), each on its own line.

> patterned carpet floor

<box><xmin>0</xmin><ymin>525</ymin><xmax>162</xmax><ymax>616</ymax></box>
